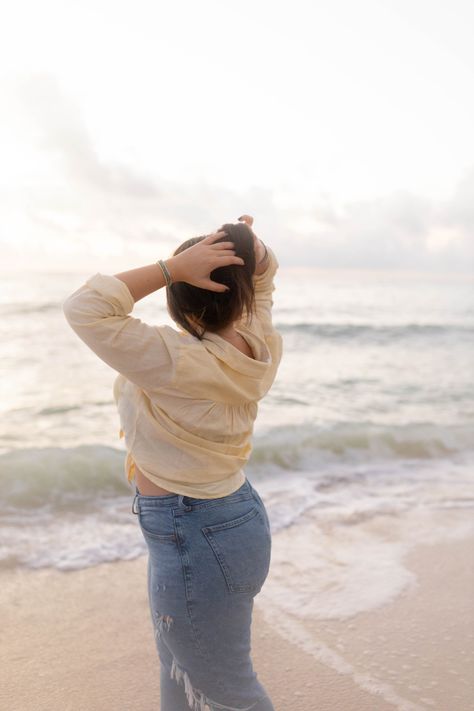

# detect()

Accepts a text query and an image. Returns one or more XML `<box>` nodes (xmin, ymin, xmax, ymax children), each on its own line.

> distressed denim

<box><xmin>132</xmin><ymin>477</ymin><xmax>275</xmax><ymax>711</ymax></box>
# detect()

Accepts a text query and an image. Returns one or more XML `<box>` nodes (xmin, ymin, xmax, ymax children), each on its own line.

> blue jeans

<box><xmin>132</xmin><ymin>477</ymin><xmax>275</xmax><ymax>711</ymax></box>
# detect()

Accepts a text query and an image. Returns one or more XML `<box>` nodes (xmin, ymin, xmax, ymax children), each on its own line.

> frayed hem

<box><xmin>170</xmin><ymin>657</ymin><xmax>259</xmax><ymax>711</ymax></box>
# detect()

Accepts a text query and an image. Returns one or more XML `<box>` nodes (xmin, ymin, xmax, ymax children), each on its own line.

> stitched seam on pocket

<box><xmin>202</xmin><ymin>506</ymin><xmax>259</xmax><ymax>534</ymax></box>
<box><xmin>201</xmin><ymin>507</ymin><xmax>265</xmax><ymax>593</ymax></box>
<box><xmin>201</xmin><ymin>530</ymin><xmax>234</xmax><ymax>590</ymax></box>
<box><xmin>202</xmin><ymin>530</ymin><xmax>261</xmax><ymax>593</ymax></box>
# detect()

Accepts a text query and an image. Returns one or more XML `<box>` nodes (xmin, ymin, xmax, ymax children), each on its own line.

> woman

<box><xmin>62</xmin><ymin>214</ymin><xmax>282</xmax><ymax>711</ymax></box>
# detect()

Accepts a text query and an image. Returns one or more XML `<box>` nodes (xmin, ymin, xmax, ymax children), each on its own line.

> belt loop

<box><xmin>132</xmin><ymin>487</ymin><xmax>140</xmax><ymax>515</ymax></box>
<box><xmin>177</xmin><ymin>493</ymin><xmax>191</xmax><ymax>511</ymax></box>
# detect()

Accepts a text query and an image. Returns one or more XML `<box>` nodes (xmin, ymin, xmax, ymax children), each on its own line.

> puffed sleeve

<box><xmin>62</xmin><ymin>273</ymin><xmax>176</xmax><ymax>391</ymax></box>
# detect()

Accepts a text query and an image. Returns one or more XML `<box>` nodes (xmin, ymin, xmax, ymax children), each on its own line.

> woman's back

<box><xmin>63</xmin><ymin>241</ymin><xmax>283</xmax><ymax>498</ymax></box>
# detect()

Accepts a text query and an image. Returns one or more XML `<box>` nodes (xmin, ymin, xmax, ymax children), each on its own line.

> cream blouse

<box><xmin>62</xmin><ymin>246</ymin><xmax>283</xmax><ymax>498</ymax></box>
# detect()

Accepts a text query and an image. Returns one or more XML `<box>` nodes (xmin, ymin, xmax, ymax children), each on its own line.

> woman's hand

<box><xmin>166</xmin><ymin>231</ymin><xmax>245</xmax><ymax>292</ymax></box>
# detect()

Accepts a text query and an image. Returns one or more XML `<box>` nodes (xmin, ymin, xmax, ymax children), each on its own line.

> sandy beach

<box><xmin>1</xmin><ymin>525</ymin><xmax>473</xmax><ymax>711</ymax></box>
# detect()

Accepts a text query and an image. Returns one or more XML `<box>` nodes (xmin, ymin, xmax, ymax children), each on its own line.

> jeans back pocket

<box><xmin>201</xmin><ymin>506</ymin><xmax>271</xmax><ymax>594</ymax></box>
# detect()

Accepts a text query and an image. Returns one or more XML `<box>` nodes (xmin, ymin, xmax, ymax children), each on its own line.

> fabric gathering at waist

<box><xmin>120</xmin><ymin>424</ymin><xmax>249</xmax><ymax>498</ymax></box>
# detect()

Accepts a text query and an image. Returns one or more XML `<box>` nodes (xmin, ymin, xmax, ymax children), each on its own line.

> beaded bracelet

<box><xmin>156</xmin><ymin>259</ymin><xmax>173</xmax><ymax>286</ymax></box>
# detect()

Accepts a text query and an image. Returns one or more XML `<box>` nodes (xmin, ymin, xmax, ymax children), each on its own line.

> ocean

<box><xmin>1</xmin><ymin>266</ymin><xmax>473</xmax><ymax>620</ymax></box>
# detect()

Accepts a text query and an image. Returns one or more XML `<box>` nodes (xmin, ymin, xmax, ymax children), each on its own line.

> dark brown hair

<box><xmin>166</xmin><ymin>222</ymin><xmax>257</xmax><ymax>340</ymax></box>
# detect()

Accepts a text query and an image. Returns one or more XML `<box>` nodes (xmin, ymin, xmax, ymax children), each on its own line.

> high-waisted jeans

<box><xmin>132</xmin><ymin>477</ymin><xmax>275</xmax><ymax>711</ymax></box>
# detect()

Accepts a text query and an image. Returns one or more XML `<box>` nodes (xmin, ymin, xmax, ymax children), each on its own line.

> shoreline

<box><xmin>1</xmin><ymin>528</ymin><xmax>473</xmax><ymax>710</ymax></box>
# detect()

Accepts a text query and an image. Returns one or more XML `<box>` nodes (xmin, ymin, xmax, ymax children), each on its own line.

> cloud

<box><xmin>268</xmin><ymin>187</ymin><xmax>473</xmax><ymax>272</ymax></box>
<box><xmin>0</xmin><ymin>73</ymin><xmax>473</xmax><ymax>273</ymax></box>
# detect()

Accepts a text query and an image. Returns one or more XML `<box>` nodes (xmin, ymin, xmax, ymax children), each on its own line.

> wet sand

<box><xmin>1</xmin><ymin>534</ymin><xmax>473</xmax><ymax>710</ymax></box>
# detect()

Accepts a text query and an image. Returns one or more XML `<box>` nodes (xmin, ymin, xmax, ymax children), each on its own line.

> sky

<box><xmin>0</xmin><ymin>0</ymin><xmax>473</xmax><ymax>273</ymax></box>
